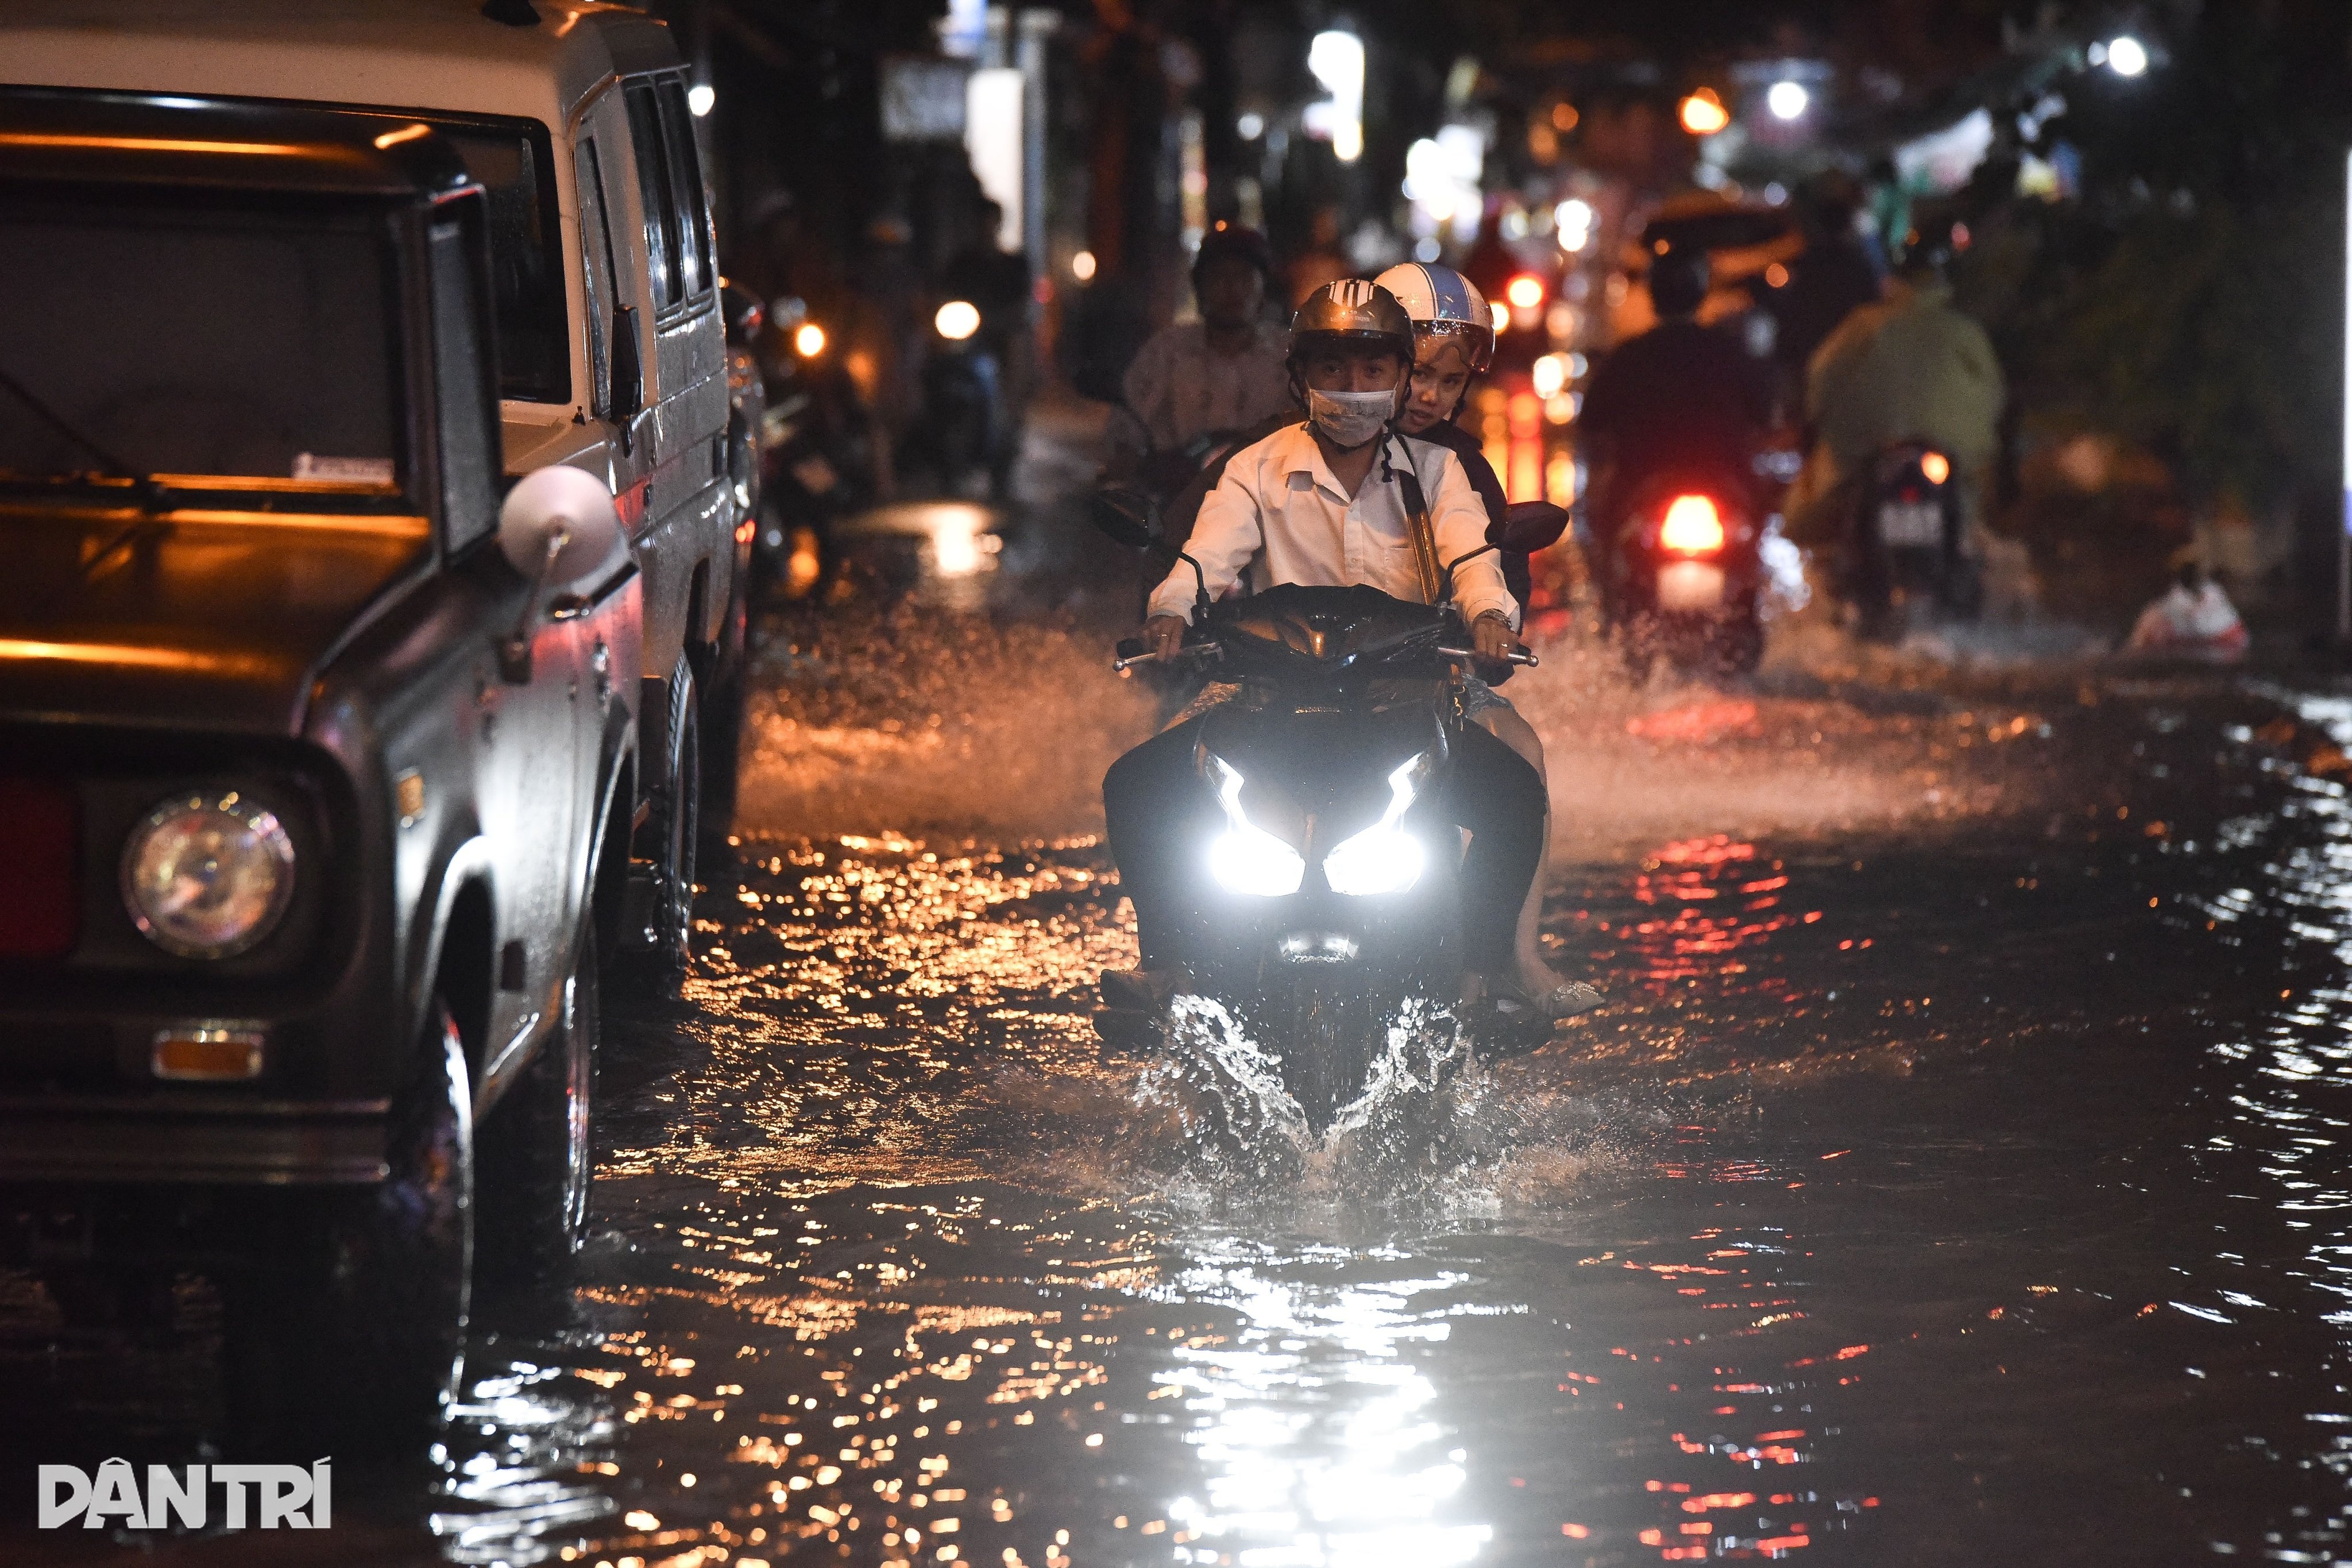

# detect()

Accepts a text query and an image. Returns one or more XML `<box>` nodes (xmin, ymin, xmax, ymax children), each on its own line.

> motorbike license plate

<box><xmin>791</xmin><ymin>455</ymin><xmax>840</xmax><ymax>495</ymax></box>
<box><xmin>1658</xmin><ymin>561</ymin><xmax>1727</xmax><ymax>612</ymax></box>
<box><xmin>1877</xmin><ymin>501</ymin><xmax>1942</xmax><ymax>549</ymax></box>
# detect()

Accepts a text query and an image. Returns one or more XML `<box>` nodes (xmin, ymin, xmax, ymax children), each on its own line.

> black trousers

<box><xmin>1101</xmin><ymin>715</ymin><xmax>1547</xmax><ymax>970</ymax></box>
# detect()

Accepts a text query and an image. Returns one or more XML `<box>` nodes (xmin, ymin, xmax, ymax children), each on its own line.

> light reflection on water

<box><xmin>26</xmin><ymin>665</ymin><xmax>2352</xmax><ymax>1565</ymax></box>
<box><xmin>1153</xmin><ymin>1246</ymin><xmax>1486</xmax><ymax>1567</ymax></box>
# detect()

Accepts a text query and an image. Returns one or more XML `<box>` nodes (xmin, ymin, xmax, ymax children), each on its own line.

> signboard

<box><xmin>882</xmin><ymin>56</ymin><xmax>970</xmax><ymax>142</ymax></box>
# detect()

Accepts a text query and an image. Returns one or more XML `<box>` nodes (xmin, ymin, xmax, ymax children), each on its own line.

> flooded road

<box><xmin>16</xmin><ymin>534</ymin><xmax>2352</xmax><ymax>1565</ymax></box>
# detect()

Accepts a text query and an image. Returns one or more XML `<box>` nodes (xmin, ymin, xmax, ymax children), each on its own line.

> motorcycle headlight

<box><xmin>120</xmin><ymin>790</ymin><xmax>296</xmax><ymax>959</ymax></box>
<box><xmin>1323</xmin><ymin>752</ymin><xmax>1436</xmax><ymax>897</ymax></box>
<box><xmin>1206</xmin><ymin>755</ymin><xmax>1304</xmax><ymax>897</ymax></box>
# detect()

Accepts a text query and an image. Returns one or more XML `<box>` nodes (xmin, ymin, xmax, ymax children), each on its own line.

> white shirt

<box><xmin>1149</xmin><ymin>423</ymin><xmax>1517</xmax><ymax>627</ymax></box>
<box><xmin>1110</xmin><ymin>320</ymin><xmax>1294</xmax><ymax>456</ymax></box>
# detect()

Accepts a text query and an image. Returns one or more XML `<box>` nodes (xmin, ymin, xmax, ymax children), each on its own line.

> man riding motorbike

<box><xmin>1104</xmin><ymin>222</ymin><xmax>1292</xmax><ymax>489</ymax></box>
<box><xmin>1373</xmin><ymin>260</ymin><xmax>1582</xmax><ymax>1012</ymax></box>
<box><xmin>1101</xmin><ymin>280</ymin><xmax>1597</xmax><ymax>1021</ymax></box>
<box><xmin>1578</xmin><ymin>245</ymin><xmax>1776</xmax><ymax>548</ymax></box>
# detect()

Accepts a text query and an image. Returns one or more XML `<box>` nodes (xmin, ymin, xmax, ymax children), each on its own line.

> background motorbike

<box><xmin>1594</xmin><ymin>465</ymin><xmax>1767</xmax><ymax>678</ymax></box>
<box><xmin>750</xmin><ymin>296</ymin><xmax>876</xmax><ymax>603</ymax></box>
<box><xmin>1090</xmin><ymin>490</ymin><xmax>1565</xmax><ymax>1137</ymax></box>
<box><xmin>908</xmin><ymin>297</ymin><xmax>1006</xmax><ymax>497</ymax></box>
<box><xmin>1843</xmin><ymin>440</ymin><xmax>1980</xmax><ymax>640</ymax></box>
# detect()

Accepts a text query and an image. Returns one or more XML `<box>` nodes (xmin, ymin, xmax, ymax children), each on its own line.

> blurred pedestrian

<box><xmin>1284</xmin><ymin>206</ymin><xmax>1353</xmax><ymax>308</ymax></box>
<box><xmin>1105</xmin><ymin>222</ymin><xmax>1291</xmax><ymax>487</ymax></box>
<box><xmin>2127</xmin><ymin>559</ymin><xmax>2248</xmax><ymax>662</ymax></box>
<box><xmin>1759</xmin><ymin>179</ymin><xmax>1883</xmax><ymax>387</ymax></box>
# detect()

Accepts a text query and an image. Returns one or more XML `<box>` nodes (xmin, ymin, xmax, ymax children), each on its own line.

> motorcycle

<box><xmin>910</xmin><ymin>297</ymin><xmax>1006</xmax><ymax>497</ymax></box>
<box><xmin>1595</xmin><ymin>465</ymin><xmax>1766</xmax><ymax>677</ymax></box>
<box><xmin>1843</xmin><ymin>441</ymin><xmax>1979</xmax><ymax>640</ymax></box>
<box><xmin>1089</xmin><ymin>488</ymin><xmax>1568</xmax><ymax>1138</ymax></box>
<box><xmin>751</xmin><ymin>296</ymin><xmax>876</xmax><ymax>602</ymax></box>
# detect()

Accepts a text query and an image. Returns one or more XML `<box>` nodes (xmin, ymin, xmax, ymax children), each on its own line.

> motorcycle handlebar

<box><xmin>1114</xmin><ymin>637</ymin><xmax>1537</xmax><ymax>672</ymax></box>
<box><xmin>1438</xmin><ymin>645</ymin><xmax>1540</xmax><ymax>668</ymax></box>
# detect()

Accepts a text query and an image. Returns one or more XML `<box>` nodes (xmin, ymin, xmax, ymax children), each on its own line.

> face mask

<box><xmin>1306</xmin><ymin>387</ymin><xmax>1396</xmax><ymax>450</ymax></box>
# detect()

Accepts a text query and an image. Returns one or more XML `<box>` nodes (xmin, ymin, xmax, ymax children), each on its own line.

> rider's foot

<box><xmin>1100</xmin><ymin>967</ymin><xmax>1180</xmax><ymax>1012</ymax></box>
<box><xmin>1465</xmin><ymin>970</ymin><xmax>1604</xmax><ymax>1020</ymax></box>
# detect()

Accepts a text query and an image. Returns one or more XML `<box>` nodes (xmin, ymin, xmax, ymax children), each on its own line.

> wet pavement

<box><xmin>16</xmin><ymin>426</ymin><xmax>2352</xmax><ymax>1565</ymax></box>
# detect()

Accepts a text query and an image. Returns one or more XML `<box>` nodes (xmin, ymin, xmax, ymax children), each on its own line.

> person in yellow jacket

<box><xmin>1789</xmin><ymin>240</ymin><xmax>2005</xmax><ymax>551</ymax></box>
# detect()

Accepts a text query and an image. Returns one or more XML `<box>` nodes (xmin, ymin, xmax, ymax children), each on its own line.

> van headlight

<box><xmin>1205</xmin><ymin>755</ymin><xmax>1304</xmax><ymax>897</ymax></box>
<box><xmin>121</xmin><ymin>790</ymin><xmax>296</xmax><ymax>959</ymax></box>
<box><xmin>1322</xmin><ymin>752</ymin><xmax>1435</xmax><ymax>897</ymax></box>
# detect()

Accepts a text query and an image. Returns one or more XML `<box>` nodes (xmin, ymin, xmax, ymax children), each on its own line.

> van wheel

<box><xmin>621</xmin><ymin>661</ymin><xmax>700</xmax><ymax>993</ymax></box>
<box><xmin>476</xmin><ymin>920</ymin><xmax>597</xmax><ymax>1288</ymax></box>
<box><xmin>225</xmin><ymin>1003</ymin><xmax>473</xmax><ymax>1450</ymax></box>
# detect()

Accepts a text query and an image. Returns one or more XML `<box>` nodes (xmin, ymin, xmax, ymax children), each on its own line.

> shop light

<box><xmin>1679</xmin><ymin>88</ymin><xmax>1730</xmax><ymax>137</ymax></box>
<box><xmin>1555</xmin><ymin>197</ymin><xmax>1594</xmax><ymax>253</ymax></box>
<box><xmin>1306</xmin><ymin>30</ymin><xmax>1365</xmax><ymax>164</ymax></box>
<box><xmin>935</xmin><ymin>300</ymin><xmax>981</xmax><ymax>341</ymax></box>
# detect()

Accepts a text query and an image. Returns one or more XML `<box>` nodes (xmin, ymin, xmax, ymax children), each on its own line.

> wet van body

<box><xmin>3</xmin><ymin>0</ymin><xmax>750</xmax><ymax>976</ymax></box>
<box><xmin>0</xmin><ymin>89</ymin><xmax>640</xmax><ymax>1427</ymax></box>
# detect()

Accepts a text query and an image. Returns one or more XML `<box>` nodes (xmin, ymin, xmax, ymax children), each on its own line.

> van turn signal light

<box><xmin>152</xmin><ymin>1028</ymin><xmax>264</xmax><ymax>1081</ymax></box>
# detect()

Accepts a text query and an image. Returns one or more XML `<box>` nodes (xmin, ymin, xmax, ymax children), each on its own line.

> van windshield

<box><xmin>0</xmin><ymin>200</ymin><xmax>401</xmax><ymax>490</ymax></box>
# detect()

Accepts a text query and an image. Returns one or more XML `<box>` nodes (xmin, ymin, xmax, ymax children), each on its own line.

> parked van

<box><xmin>3</xmin><ymin>0</ymin><xmax>751</xmax><ymax>986</ymax></box>
<box><xmin>0</xmin><ymin>89</ymin><xmax>635</xmax><ymax>1434</ymax></box>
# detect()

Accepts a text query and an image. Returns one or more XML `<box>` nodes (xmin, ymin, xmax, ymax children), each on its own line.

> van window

<box><xmin>655</xmin><ymin>81</ymin><xmax>713</xmax><ymax>302</ymax></box>
<box><xmin>418</xmin><ymin>120</ymin><xmax>570</xmax><ymax>405</ymax></box>
<box><xmin>429</xmin><ymin>218</ymin><xmax>500</xmax><ymax>550</ymax></box>
<box><xmin>623</xmin><ymin>82</ymin><xmax>678</xmax><ymax>314</ymax></box>
<box><xmin>0</xmin><ymin>198</ymin><xmax>399</xmax><ymax>489</ymax></box>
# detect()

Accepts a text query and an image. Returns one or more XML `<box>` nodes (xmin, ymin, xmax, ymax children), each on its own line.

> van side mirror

<box><xmin>1090</xmin><ymin>485</ymin><xmax>1164</xmax><ymax>550</ymax></box>
<box><xmin>1494</xmin><ymin>500</ymin><xmax>1569</xmax><ymax>554</ymax></box>
<box><xmin>609</xmin><ymin>304</ymin><xmax>643</xmax><ymax>438</ymax></box>
<box><xmin>496</xmin><ymin>465</ymin><xmax>626</xmax><ymax>681</ymax></box>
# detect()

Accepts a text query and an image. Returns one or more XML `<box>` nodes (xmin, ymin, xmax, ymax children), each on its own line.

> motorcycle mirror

<box><xmin>1495</xmin><ymin>500</ymin><xmax>1570</xmax><ymax>554</ymax></box>
<box><xmin>1091</xmin><ymin>485</ymin><xmax>1165</xmax><ymax>550</ymax></box>
<box><xmin>720</xmin><ymin>281</ymin><xmax>766</xmax><ymax>347</ymax></box>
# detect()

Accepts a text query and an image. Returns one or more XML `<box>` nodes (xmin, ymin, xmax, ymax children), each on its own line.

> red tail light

<box><xmin>0</xmin><ymin>779</ymin><xmax>78</xmax><ymax>960</ymax></box>
<box><xmin>1659</xmin><ymin>494</ymin><xmax>1726</xmax><ymax>555</ymax></box>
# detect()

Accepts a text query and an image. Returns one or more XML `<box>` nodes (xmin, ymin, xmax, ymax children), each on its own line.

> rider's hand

<box><xmin>1471</xmin><ymin>609</ymin><xmax>1524</xmax><ymax>671</ymax></box>
<box><xmin>1145</xmin><ymin>614</ymin><xmax>1189</xmax><ymax>663</ymax></box>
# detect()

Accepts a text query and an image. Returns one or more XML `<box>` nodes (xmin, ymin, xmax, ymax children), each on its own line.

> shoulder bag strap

<box><xmin>1392</xmin><ymin>438</ymin><xmax>1445</xmax><ymax>604</ymax></box>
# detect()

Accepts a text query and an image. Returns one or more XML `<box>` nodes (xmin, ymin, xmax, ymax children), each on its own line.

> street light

<box><xmin>1766</xmin><ymin>80</ymin><xmax>1809</xmax><ymax>121</ymax></box>
<box><xmin>686</xmin><ymin>82</ymin><xmax>715</xmax><ymax>117</ymax></box>
<box><xmin>2091</xmin><ymin>35</ymin><xmax>2150</xmax><ymax>76</ymax></box>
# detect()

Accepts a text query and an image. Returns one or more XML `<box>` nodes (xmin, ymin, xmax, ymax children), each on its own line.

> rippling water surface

<box><xmin>15</xmin><ymin>600</ymin><xmax>2352</xmax><ymax>1565</ymax></box>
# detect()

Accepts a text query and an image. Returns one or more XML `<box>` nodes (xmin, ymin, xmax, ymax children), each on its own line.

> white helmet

<box><xmin>1372</xmin><ymin>261</ymin><xmax>1495</xmax><ymax>372</ymax></box>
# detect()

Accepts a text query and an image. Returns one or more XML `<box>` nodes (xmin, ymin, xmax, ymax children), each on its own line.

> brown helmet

<box><xmin>1287</xmin><ymin>278</ymin><xmax>1416</xmax><ymax>368</ymax></box>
